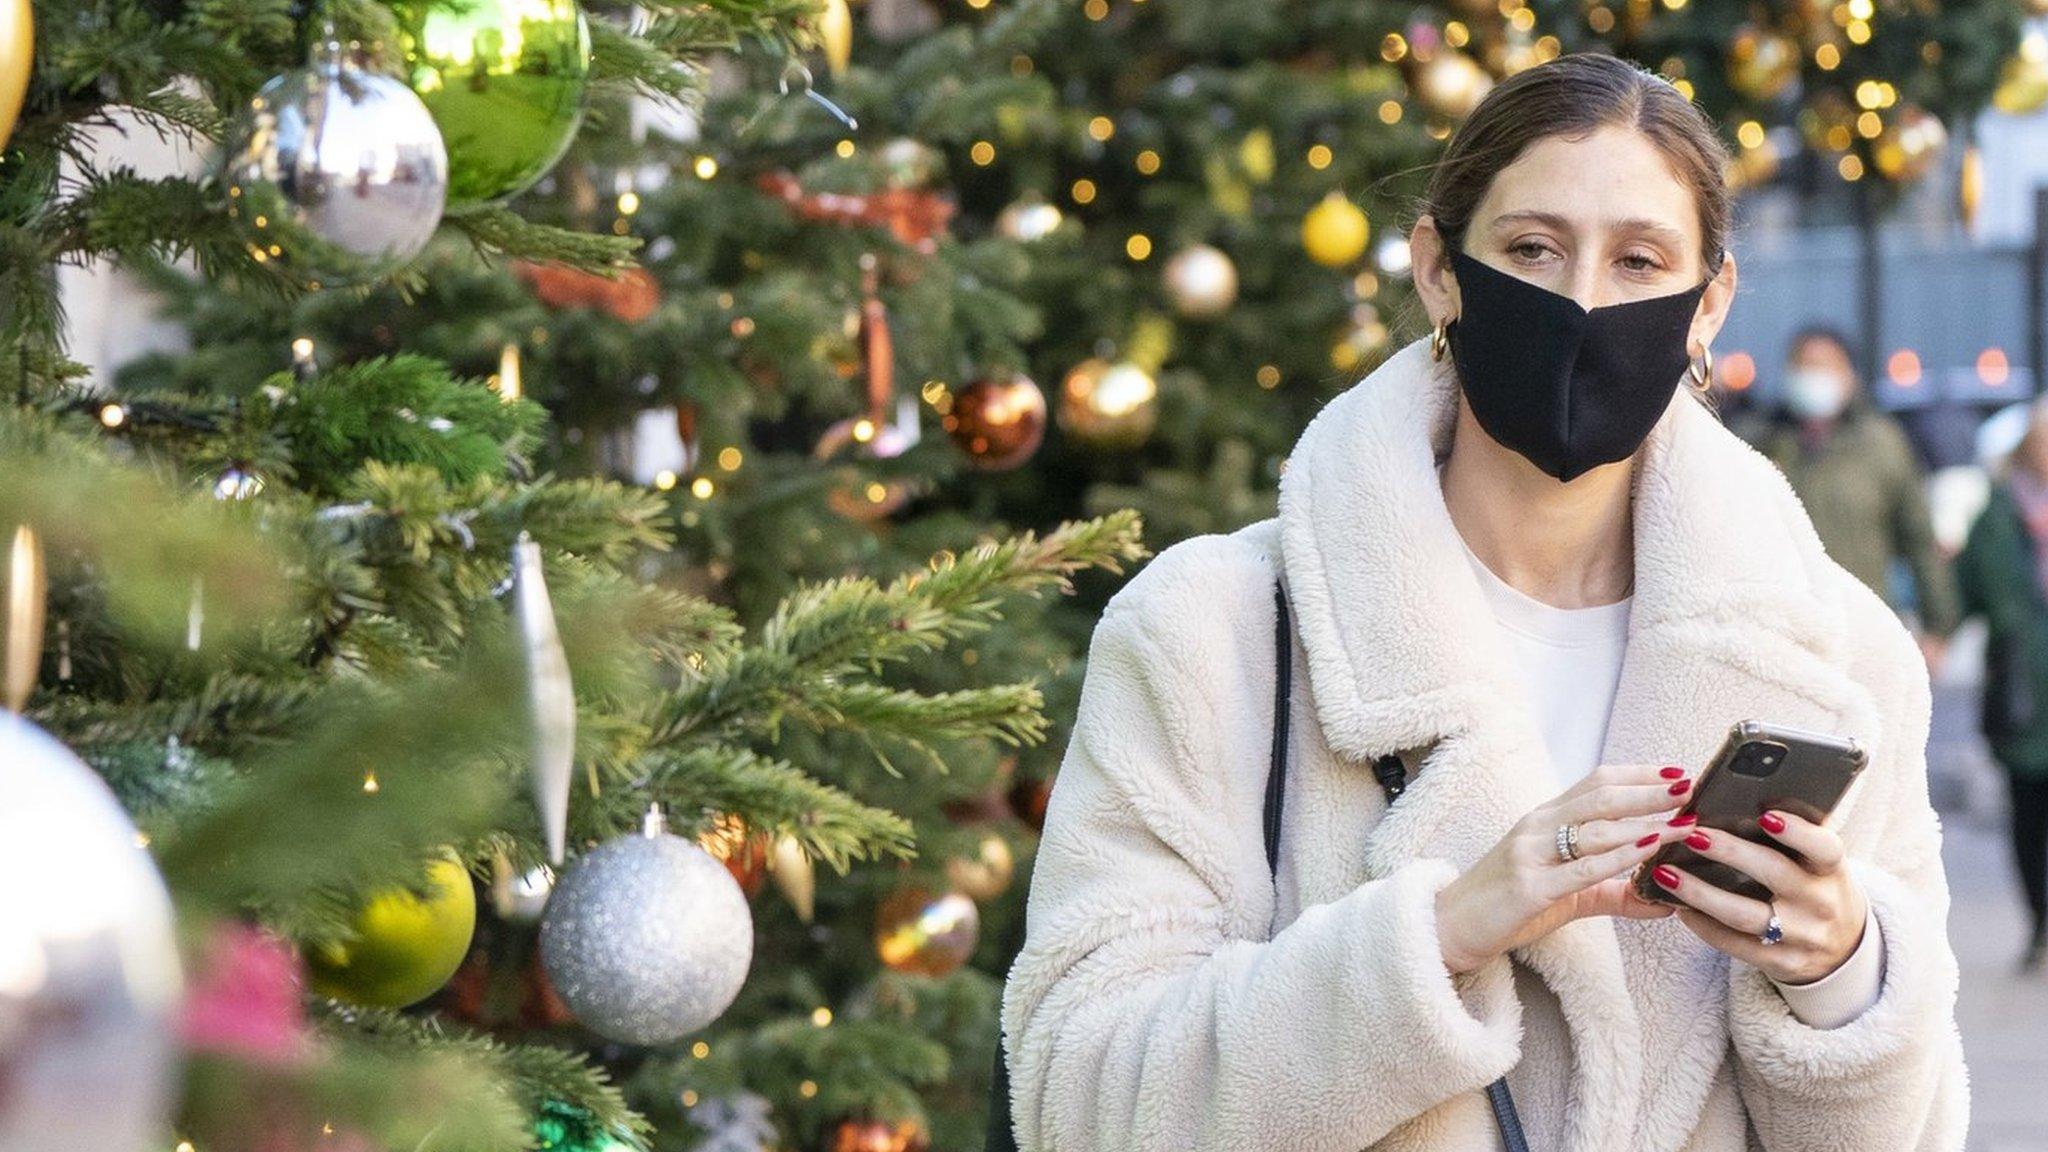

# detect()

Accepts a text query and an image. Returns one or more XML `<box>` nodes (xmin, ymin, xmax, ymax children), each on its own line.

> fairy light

<box><xmin>1838</xmin><ymin>154</ymin><xmax>1865</xmax><ymax>181</ymax></box>
<box><xmin>617</xmin><ymin>191</ymin><xmax>640</xmax><ymax>215</ymax></box>
<box><xmin>691</xmin><ymin>477</ymin><xmax>715</xmax><ymax>499</ymax></box>
<box><xmin>363</xmin><ymin>771</ymin><xmax>380</xmax><ymax>794</ymax></box>
<box><xmin>1071</xmin><ymin>178</ymin><xmax>1097</xmax><ymax>204</ymax></box>
<box><xmin>1125</xmin><ymin>233</ymin><xmax>1152</xmax><ymax>260</ymax></box>
<box><xmin>1257</xmin><ymin>365</ymin><xmax>1281</xmax><ymax>389</ymax></box>
<box><xmin>718</xmin><ymin>447</ymin><xmax>743</xmax><ymax>471</ymax></box>
<box><xmin>98</xmin><ymin>402</ymin><xmax>126</xmax><ymax>428</ymax></box>
<box><xmin>692</xmin><ymin>1041</ymin><xmax>712</xmax><ymax>1059</ymax></box>
<box><xmin>1378</xmin><ymin>100</ymin><xmax>1403</xmax><ymax>124</ymax></box>
<box><xmin>971</xmin><ymin>140</ymin><xmax>996</xmax><ymax>165</ymax></box>
<box><xmin>799</xmin><ymin>1081</ymin><xmax>819</xmax><ymax>1098</ymax></box>
<box><xmin>1738</xmin><ymin>120</ymin><xmax>1766</xmax><ymax>149</ymax></box>
<box><xmin>693</xmin><ymin>156</ymin><xmax>719</xmax><ymax>179</ymax></box>
<box><xmin>812</xmin><ymin>1006</ymin><xmax>833</xmax><ymax>1027</ymax></box>
<box><xmin>852</xmin><ymin>418</ymin><xmax>876</xmax><ymax>443</ymax></box>
<box><xmin>654</xmin><ymin>470</ymin><xmax>679</xmax><ymax>491</ymax></box>
<box><xmin>1087</xmin><ymin>115</ymin><xmax>1115</xmax><ymax>142</ymax></box>
<box><xmin>835</xmin><ymin>139</ymin><xmax>856</xmax><ymax>158</ymax></box>
<box><xmin>1307</xmin><ymin>144</ymin><xmax>1333</xmax><ymax>169</ymax></box>
<box><xmin>1381</xmin><ymin>33</ymin><xmax>1408</xmax><ymax>61</ymax></box>
<box><xmin>1135</xmin><ymin>149</ymin><xmax>1161</xmax><ymax>174</ymax></box>
<box><xmin>497</xmin><ymin>344</ymin><xmax>523</xmax><ymax>402</ymax></box>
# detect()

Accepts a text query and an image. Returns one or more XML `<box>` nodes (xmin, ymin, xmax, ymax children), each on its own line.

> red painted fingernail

<box><xmin>1659</xmin><ymin>765</ymin><xmax>1685</xmax><ymax>779</ymax></box>
<box><xmin>1684</xmin><ymin>831</ymin><xmax>1712</xmax><ymax>851</ymax></box>
<box><xmin>1758</xmin><ymin>811</ymin><xmax>1786</xmax><ymax>835</ymax></box>
<box><xmin>1668</xmin><ymin>812</ymin><xmax>1698</xmax><ymax>827</ymax></box>
<box><xmin>1653</xmin><ymin>865</ymin><xmax>1682</xmax><ymax>889</ymax></box>
<box><xmin>1668</xmin><ymin>779</ymin><xmax>1692</xmax><ymax>796</ymax></box>
<box><xmin>1636</xmin><ymin>832</ymin><xmax>1661</xmax><ymax>847</ymax></box>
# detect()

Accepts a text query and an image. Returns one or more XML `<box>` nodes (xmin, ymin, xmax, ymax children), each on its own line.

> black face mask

<box><xmin>1445</xmin><ymin>247</ymin><xmax>1711</xmax><ymax>483</ymax></box>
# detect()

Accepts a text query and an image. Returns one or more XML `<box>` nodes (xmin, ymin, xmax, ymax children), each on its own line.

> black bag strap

<box><xmin>1267</xmin><ymin>576</ymin><xmax>1531</xmax><ymax>1152</ymax></box>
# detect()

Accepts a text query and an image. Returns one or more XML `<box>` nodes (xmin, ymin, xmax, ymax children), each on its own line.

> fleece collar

<box><xmin>1276</xmin><ymin>334</ymin><xmax>1890</xmax><ymax>1152</ymax></box>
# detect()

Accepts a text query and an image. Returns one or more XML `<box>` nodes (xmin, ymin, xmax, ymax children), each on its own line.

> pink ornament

<box><xmin>178</xmin><ymin>923</ymin><xmax>309</xmax><ymax>1066</ymax></box>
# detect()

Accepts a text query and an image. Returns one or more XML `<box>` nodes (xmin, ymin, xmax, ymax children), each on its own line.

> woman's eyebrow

<box><xmin>1489</xmin><ymin>210</ymin><xmax>1688</xmax><ymax>246</ymax></box>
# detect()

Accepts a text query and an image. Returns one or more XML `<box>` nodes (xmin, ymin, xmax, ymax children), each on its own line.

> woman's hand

<box><xmin>1646</xmin><ymin>809</ymin><xmax>1869</xmax><ymax>984</ymax></box>
<box><xmin>1434</xmin><ymin>763</ymin><xmax>1696</xmax><ymax>975</ymax></box>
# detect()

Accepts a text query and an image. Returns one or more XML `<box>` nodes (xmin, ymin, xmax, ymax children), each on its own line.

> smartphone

<box><xmin>1632</xmin><ymin>720</ymin><xmax>1868</xmax><ymax>907</ymax></box>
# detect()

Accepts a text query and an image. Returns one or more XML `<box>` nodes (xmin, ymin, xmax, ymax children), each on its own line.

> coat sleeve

<box><xmin>1725</xmin><ymin>610</ymin><xmax>1968</xmax><ymax>1151</ymax></box>
<box><xmin>997</xmin><ymin>540</ymin><xmax>1523</xmax><ymax>1152</ymax></box>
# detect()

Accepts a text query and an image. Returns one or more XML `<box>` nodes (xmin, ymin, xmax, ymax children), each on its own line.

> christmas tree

<box><xmin>8</xmin><ymin>0</ymin><xmax>2032</xmax><ymax>1145</ymax></box>
<box><xmin>0</xmin><ymin>0</ymin><xmax>1141</xmax><ymax>1149</ymax></box>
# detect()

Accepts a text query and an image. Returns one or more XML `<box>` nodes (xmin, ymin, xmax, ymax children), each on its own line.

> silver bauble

<box><xmin>539</xmin><ymin>809</ymin><xmax>754</xmax><ymax>1045</ymax></box>
<box><xmin>219</xmin><ymin>41</ymin><xmax>448</xmax><ymax>289</ymax></box>
<box><xmin>489</xmin><ymin>854</ymin><xmax>556</xmax><ymax>926</ymax></box>
<box><xmin>510</xmin><ymin>531</ymin><xmax>575</xmax><ymax>866</ymax></box>
<box><xmin>1162</xmin><ymin>243</ymin><xmax>1238</xmax><ymax>319</ymax></box>
<box><xmin>0</xmin><ymin>714</ymin><xmax>181</xmax><ymax>1152</ymax></box>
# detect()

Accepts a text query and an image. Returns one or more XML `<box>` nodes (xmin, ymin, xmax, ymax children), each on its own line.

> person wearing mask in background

<box><xmin>1954</xmin><ymin>395</ymin><xmax>2048</xmax><ymax>973</ymax></box>
<box><xmin>1759</xmin><ymin>324</ymin><xmax>1961</xmax><ymax>670</ymax></box>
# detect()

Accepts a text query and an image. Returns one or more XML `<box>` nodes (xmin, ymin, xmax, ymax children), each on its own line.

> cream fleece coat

<box><xmin>997</xmin><ymin>335</ymin><xmax>1968</xmax><ymax>1151</ymax></box>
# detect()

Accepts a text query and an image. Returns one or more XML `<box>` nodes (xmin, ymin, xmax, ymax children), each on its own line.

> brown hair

<box><xmin>1411</xmin><ymin>52</ymin><xmax>1733</xmax><ymax>292</ymax></box>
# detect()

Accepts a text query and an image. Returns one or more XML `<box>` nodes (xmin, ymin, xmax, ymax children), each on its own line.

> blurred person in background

<box><xmin>1758</xmin><ymin>324</ymin><xmax>1961</xmax><ymax>670</ymax></box>
<box><xmin>1955</xmin><ymin>394</ymin><xmax>2048</xmax><ymax>973</ymax></box>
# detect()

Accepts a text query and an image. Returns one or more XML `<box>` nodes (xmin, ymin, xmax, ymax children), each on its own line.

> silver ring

<box><xmin>1555</xmin><ymin>822</ymin><xmax>1581</xmax><ymax>864</ymax></box>
<box><xmin>1760</xmin><ymin>908</ymin><xmax>1784</xmax><ymax>946</ymax></box>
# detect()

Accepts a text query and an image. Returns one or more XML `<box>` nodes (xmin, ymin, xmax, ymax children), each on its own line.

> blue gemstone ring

<box><xmin>1760</xmin><ymin>909</ymin><xmax>1785</xmax><ymax>946</ymax></box>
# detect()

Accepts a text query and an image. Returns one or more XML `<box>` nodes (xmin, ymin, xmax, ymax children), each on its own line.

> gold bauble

<box><xmin>2027</xmin><ymin>0</ymin><xmax>2048</xmax><ymax>16</ymax></box>
<box><xmin>942</xmin><ymin>832</ymin><xmax>1015</xmax><ymax>901</ymax></box>
<box><xmin>874</xmin><ymin>887</ymin><xmax>979</xmax><ymax>978</ymax></box>
<box><xmin>306</xmin><ymin>856</ymin><xmax>476</xmax><ymax>1008</ymax></box>
<box><xmin>1238</xmin><ymin>127</ymin><xmax>1276</xmax><ymax>184</ymax></box>
<box><xmin>0</xmin><ymin>0</ymin><xmax>29</xmax><ymax>151</ymax></box>
<box><xmin>1727</xmin><ymin>27</ymin><xmax>1800</xmax><ymax>102</ymax></box>
<box><xmin>1406</xmin><ymin>49</ymin><xmax>1493</xmax><ymax>121</ymax></box>
<box><xmin>768</xmin><ymin>833</ymin><xmax>816</xmax><ymax>923</ymax></box>
<box><xmin>819</xmin><ymin>0</ymin><xmax>854</xmax><ymax>78</ymax></box>
<box><xmin>831</xmin><ymin>1117</ymin><xmax>930</xmax><ymax>1152</ymax></box>
<box><xmin>1057</xmin><ymin>358</ymin><xmax>1158</xmax><ymax>451</ymax></box>
<box><xmin>1302</xmin><ymin>192</ymin><xmax>1370</xmax><ymax>269</ymax></box>
<box><xmin>1162</xmin><ymin>244</ymin><xmax>1239</xmax><ymax>319</ymax></box>
<box><xmin>1994</xmin><ymin>38</ymin><xmax>2048</xmax><ymax>115</ymax></box>
<box><xmin>944</xmin><ymin>373</ymin><xmax>1047</xmax><ymax>471</ymax></box>
<box><xmin>1872</xmin><ymin>106</ymin><xmax>1945</xmax><ymax>183</ymax></box>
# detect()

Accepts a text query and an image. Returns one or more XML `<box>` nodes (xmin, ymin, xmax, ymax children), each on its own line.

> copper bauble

<box><xmin>831</xmin><ymin>1117</ymin><xmax>930</xmax><ymax>1152</ymax></box>
<box><xmin>873</xmin><ymin>887</ymin><xmax>979</xmax><ymax>978</ymax></box>
<box><xmin>1057</xmin><ymin>358</ymin><xmax>1158</xmax><ymax>451</ymax></box>
<box><xmin>945</xmin><ymin>374</ymin><xmax>1046</xmax><ymax>471</ymax></box>
<box><xmin>698</xmin><ymin>812</ymin><xmax>770</xmax><ymax>898</ymax></box>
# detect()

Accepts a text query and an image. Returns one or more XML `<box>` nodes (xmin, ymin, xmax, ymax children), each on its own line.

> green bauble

<box><xmin>305</xmin><ymin>856</ymin><xmax>476</xmax><ymax>1008</ymax></box>
<box><xmin>532</xmin><ymin>1100</ymin><xmax>636</xmax><ymax>1152</ymax></box>
<box><xmin>397</xmin><ymin>0</ymin><xmax>591</xmax><ymax>207</ymax></box>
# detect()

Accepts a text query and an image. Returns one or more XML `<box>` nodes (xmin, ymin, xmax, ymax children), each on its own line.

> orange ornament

<box><xmin>830</xmin><ymin>1117</ymin><xmax>930</xmax><ymax>1152</ymax></box>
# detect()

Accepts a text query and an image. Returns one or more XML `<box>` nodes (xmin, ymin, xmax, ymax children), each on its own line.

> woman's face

<box><xmin>1412</xmin><ymin>124</ymin><xmax>1737</xmax><ymax>357</ymax></box>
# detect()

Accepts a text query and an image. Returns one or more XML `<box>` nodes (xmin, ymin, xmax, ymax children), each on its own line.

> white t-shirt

<box><xmin>1457</xmin><ymin>530</ymin><xmax>1884</xmax><ymax>1030</ymax></box>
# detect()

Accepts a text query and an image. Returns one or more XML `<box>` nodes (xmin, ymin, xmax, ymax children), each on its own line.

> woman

<box><xmin>998</xmin><ymin>54</ymin><xmax>1966</xmax><ymax>1152</ymax></box>
<box><xmin>1955</xmin><ymin>397</ymin><xmax>2048</xmax><ymax>973</ymax></box>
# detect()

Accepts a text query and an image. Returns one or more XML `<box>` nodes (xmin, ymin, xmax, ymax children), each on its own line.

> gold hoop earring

<box><xmin>1687</xmin><ymin>344</ymin><xmax>1714</xmax><ymax>392</ymax></box>
<box><xmin>1431</xmin><ymin>317</ymin><xmax>1452</xmax><ymax>362</ymax></box>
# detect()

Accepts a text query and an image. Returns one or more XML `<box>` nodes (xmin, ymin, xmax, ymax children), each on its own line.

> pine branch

<box><xmin>444</xmin><ymin>207</ymin><xmax>642</xmax><ymax>273</ymax></box>
<box><xmin>639</xmin><ymin>744</ymin><xmax>917</xmax><ymax>872</ymax></box>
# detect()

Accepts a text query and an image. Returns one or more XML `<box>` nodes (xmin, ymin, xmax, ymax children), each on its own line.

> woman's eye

<box><xmin>1620</xmin><ymin>252</ymin><xmax>1662</xmax><ymax>273</ymax></box>
<box><xmin>1509</xmin><ymin>241</ymin><xmax>1553</xmax><ymax>261</ymax></box>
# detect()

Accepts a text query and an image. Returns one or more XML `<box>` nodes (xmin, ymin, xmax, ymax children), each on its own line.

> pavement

<box><xmin>1925</xmin><ymin>626</ymin><xmax>2048</xmax><ymax>1152</ymax></box>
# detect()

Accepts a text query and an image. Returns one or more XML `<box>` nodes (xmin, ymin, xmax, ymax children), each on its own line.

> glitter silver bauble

<box><xmin>0</xmin><ymin>713</ymin><xmax>182</xmax><ymax>1152</ymax></box>
<box><xmin>219</xmin><ymin>40</ymin><xmax>449</xmax><ymax>289</ymax></box>
<box><xmin>539</xmin><ymin>808</ymin><xmax>754</xmax><ymax>1045</ymax></box>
